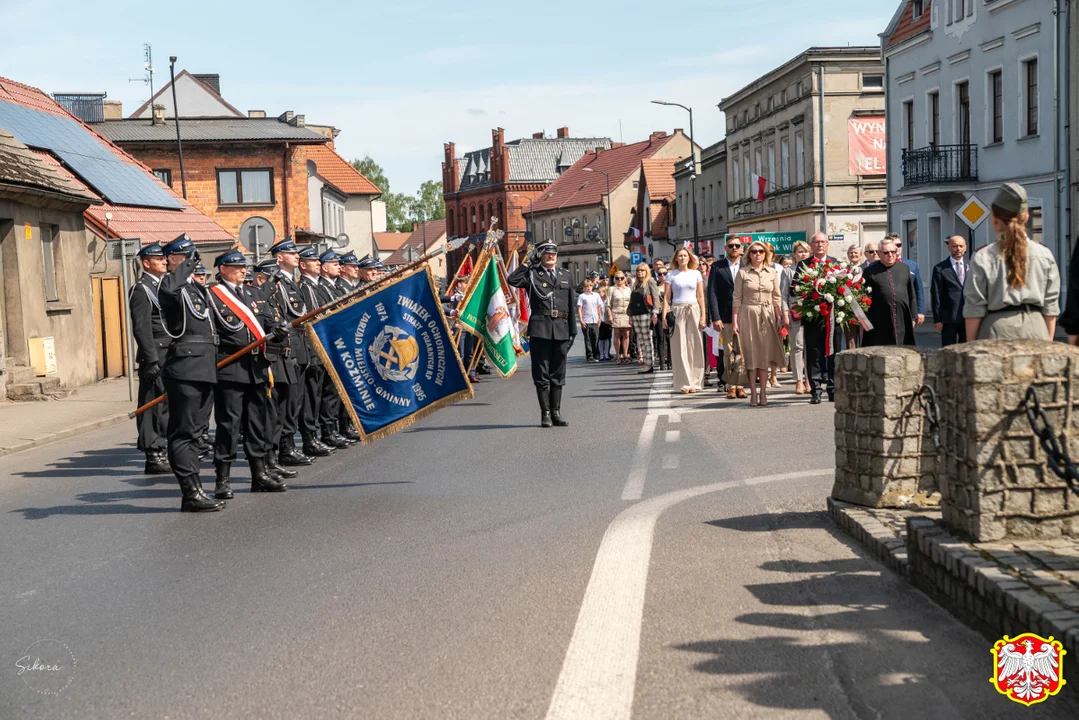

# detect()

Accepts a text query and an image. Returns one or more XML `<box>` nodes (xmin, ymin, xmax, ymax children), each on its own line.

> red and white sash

<box><xmin>210</xmin><ymin>283</ymin><xmax>266</xmax><ymax>341</ymax></box>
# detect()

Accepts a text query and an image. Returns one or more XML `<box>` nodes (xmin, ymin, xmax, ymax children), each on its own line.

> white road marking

<box><xmin>664</xmin><ymin>430</ymin><xmax>680</xmax><ymax>443</ymax></box>
<box><xmin>661</xmin><ymin>454</ymin><xmax>679</xmax><ymax>470</ymax></box>
<box><xmin>545</xmin><ymin>469</ymin><xmax>834</xmax><ymax>720</ymax></box>
<box><xmin>620</xmin><ymin>372</ymin><xmax>676</xmax><ymax>501</ymax></box>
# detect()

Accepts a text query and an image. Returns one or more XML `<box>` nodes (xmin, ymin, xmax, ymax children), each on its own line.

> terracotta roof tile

<box><xmin>374</xmin><ymin>232</ymin><xmax>412</xmax><ymax>253</ymax></box>
<box><xmin>384</xmin><ymin>219</ymin><xmax>447</xmax><ymax>265</ymax></box>
<box><xmin>0</xmin><ymin>75</ymin><xmax>232</xmax><ymax>245</ymax></box>
<box><xmin>532</xmin><ymin>134</ymin><xmax>676</xmax><ymax>213</ymax></box>
<box><xmin>640</xmin><ymin>157</ymin><xmax>678</xmax><ymax>200</ymax></box>
<box><xmin>307</xmin><ymin>145</ymin><xmax>380</xmax><ymax>195</ymax></box>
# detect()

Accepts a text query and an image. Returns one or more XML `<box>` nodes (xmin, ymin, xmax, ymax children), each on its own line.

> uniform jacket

<box><xmin>507</xmin><ymin>262</ymin><xmax>577</xmax><ymax>341</ymax></box>
<box><xmin>335</xmin><ymin>277</ymin><xmax>356</xmax><ymax>297</ymax></box>
<box><xmin>930</xmin><ymin>258</ymin><xmax>966</xmax><ymax>325</ymax></box>
<box><xmin>256</xmin><ymin>277</ymin><xmax>299</xmax><ymax>385</ymax></box>
<box><xmin>266</xmin><ymin>270</ymin><xmax>310</xmax><ymax>367</ymax></box>
<box><xmin>158</xmin><ymin>257</ymin><xmax>218</xmax><ymax>384</ymax></box>
<box><xmin>317</xmin><ymin>275</ymin><xmax>341</xmax><ymax>305</ymax></box>
<box><xmin>208</xmin><ymin>280</ymin><xmax>276</xmax><ymax>385</ymax></box>
<box><xmin>129</xmin><ymin>273</ymin><xmax>172</xmax><ymax>367</ymax></box>
<box><xmin>707</xmin><ymin>257</ymin><xmax>740</xmax><ymax>324</ymax></box>
<box><xmin>299</xmin><ymin>274</ymin><xmax>324</xmax><ymax>366</ymax></box>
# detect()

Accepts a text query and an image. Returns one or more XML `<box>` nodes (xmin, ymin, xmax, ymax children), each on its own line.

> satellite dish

<box><xmin>333</xmin><ymin>233</ymin><xmax>349</xmax><ymax>249</ymax></box>
<box><xmin>238</xmin><ymin>216</ymin><xmax>275</xmax><ymax>254</ymax></box>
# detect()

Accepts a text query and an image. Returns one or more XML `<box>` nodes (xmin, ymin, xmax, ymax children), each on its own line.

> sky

<box><xmin>2</xmin><ymin>0</ymin><xmax>897</xmax><ymax>196</ymax></box>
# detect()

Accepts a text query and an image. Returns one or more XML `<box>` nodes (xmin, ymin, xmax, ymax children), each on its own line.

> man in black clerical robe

<box><xmin>861</xmin><ymin>239</ymin><xmax>917</xmax><ymax>347</ymax></box>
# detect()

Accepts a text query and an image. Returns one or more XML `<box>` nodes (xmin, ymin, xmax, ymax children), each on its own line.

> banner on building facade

<box><xmin>848</xmin><ymin>116</ymin><xmax>887</xmax><ymax>176</ymax></box>
<box><xmin>307</xmin><ymin>266</ymin><xmax>472</xmax><ymax>443</ymax></box>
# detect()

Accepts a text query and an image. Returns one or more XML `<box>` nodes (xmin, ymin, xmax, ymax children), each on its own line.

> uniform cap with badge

<box><xmin>339</xmin><ymin>251</ymin><xmax>360</xmax><ymax>266</ymax></box>
<box><xmin>137</xmin><ymin>243</ymin><xmax>165</xmax><ymax>259</ymax></box>
<box><xmin>267</xmin><ymin>238</ymin><xmax>299</xmax><ymax>255</ymax></box>
<box><xmin>214</xmin><ymin>251</ymin><xmax>248</xmax><ymax>268</ymax></box>
<box><xmin>298</xmin><ymin>246</ymin><xmax>321</xmax><ymax>262</ymax></box>
<box><xmin>163</xmin><ymin>234</ymin><xmax>196</xmax><ymax>256</ymax></box>
<box><xmin>318</xmin><ymin>249</ymin><xmax>341</xmax><ymax>265</ymax></box>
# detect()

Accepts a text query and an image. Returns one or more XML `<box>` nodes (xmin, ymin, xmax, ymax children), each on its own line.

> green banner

<box><xmin>725</xmin><ymin>231</ymin><xmax>807</xmax><ymax>255</ymax></box>
<box><xmin>458</xmin><ymin>250</ymin><xmax>518</xmax><ymax>378</ymax></box>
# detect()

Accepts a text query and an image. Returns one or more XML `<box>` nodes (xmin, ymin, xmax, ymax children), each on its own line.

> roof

<box><xmin>640</xmin><ymin>158</ymin><xmax>677</xmax><ymax>200</ymax></box>
<box><xmin>306</xmin><ymin>145</ymin><xmax>380</xmax><ymax>195</ymax></box>
<box><xmin>719</xmin><ymin>46</ymin><xmax>882</xmax><ymax>110</ymax></box>
<box><xmin>0</xmin><ymin>129</ymin><xmax>100</xmax><ymax>205</ymax></box>
<box><xmin>384</xmin><ymin>219</ymin><xmax>448</xmax><ymax>265</ymax></box>
<box><xmin>532</xmin><ymin>134</ymin><xmax>677</xmax><ymax>213</ymax></box>
<box><xmin>0</xmin><ymin>75</ymin><xmax>232</xmax><ymax>245</ymax></box>
<box><xmin>883</xmin><ymin>0</ymin><xmax>932</xmax><ymax>51</ymax></box>
<box><xmin>651</xmin><ymin>203</ymin><xmax>670</xmax><ymax>240</ymax></box>
<box><xmin>94</xmin><ymin>117</ymin><xmax>330</xmax><ymax>144</ymax></box>
<box><xmin>130</xmin><ymin>70</ymin><xmax>245</xmax><ymax>119</ymax></box>
<box><xmin>374</xmin><ymin>232</ymin><xmax>412</xmax><ymax>253</ymax></box>
<box><xmin>457</xmin><ymin>136</ymin><xmax>612</xmax><ymax>191</ymax></box>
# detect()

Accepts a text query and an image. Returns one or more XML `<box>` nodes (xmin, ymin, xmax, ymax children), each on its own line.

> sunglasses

<box><xmin>749</xmin><ymin>249</ymin><xmax>765</xmax><ymax>255</ymax></box>
<box><xmin>726</xmin><ymin>244</ymin><xmax>741</xmax><ymax>249</ymax></box>
<box><xmin>615</xmin><ymin>276</ymin><xmax>625</xmax><ymax>280</ymax></box>
<box><xmin>880</xmin><ymin>250</ymin><xmax>897</xmax><ymax>256</ymax></box>
<box><xmin>865</xmin><ymin>250</ymin><xmax>878</xmax><ymax>255</ymax></box>
<box><xmin>895</xmin><ymin>243</ymin><xmax>903</xmax><ymax>248</ymax></box>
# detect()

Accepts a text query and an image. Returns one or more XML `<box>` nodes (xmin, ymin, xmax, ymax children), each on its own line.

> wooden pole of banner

<box><xmin>467</xmin><ymin>344</ymin><xmax>485</xmax><ymax>375</ymax></box>
<box><xmin>129</xmin><ymin>247</ymin><xmax>446</xmax><ymax>419</ymax></box>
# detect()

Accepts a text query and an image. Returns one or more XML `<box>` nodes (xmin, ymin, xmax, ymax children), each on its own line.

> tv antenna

<box><xmin>129</xmin><ymin>44</ymin><xmax>155</xmax><ymax>105</ymax></box>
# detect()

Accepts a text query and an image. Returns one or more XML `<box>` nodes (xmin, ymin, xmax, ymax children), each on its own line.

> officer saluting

<box><xmin>508</xmin><ymin>240</ymin><xmax>577</xmax><ymax>428</ymax></box>
<box><xmin>157</xmin><ymin>235</ymin><xmax>224</xmax><ymax>512</ymax></box>
<box><xmin>129</xmin><ymin>242</ymin><xmax>172</xmax><ymax>475</ymax></box>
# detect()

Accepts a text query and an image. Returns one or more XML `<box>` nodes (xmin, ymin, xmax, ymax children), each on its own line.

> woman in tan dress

<box><xmin>606</xmin><ymin>271</ymin><xmax>633</xmax><ymax>363</ymax></box>
<box><xmin>733</xmin><ymin>240</ymin><xmax>788</xmax><ymax>406</ymax></box>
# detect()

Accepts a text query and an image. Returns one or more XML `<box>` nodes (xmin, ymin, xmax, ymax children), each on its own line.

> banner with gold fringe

<box><xmin>306</xmin><ymin>265</ymin><xmax>472</xmax><ymax>443</ymax></box>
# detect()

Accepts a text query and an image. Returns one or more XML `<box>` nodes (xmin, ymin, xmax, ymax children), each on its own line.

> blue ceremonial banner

<box><xmin>306</xmin><ymin>267</ymin><xmax>473</xmax><ymax>442</ymax></box>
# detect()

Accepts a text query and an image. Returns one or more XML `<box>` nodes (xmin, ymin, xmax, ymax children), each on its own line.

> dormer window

<box><xmin>912</xmin><ymin>0</ymin><xmax>923</xmax><ymax>20</ymax></box>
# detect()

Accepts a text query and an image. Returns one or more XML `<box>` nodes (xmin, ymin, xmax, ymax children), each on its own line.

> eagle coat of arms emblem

<box><xmin>990</xmin><ymin>633</ymin><xmax>1066</xmax><ymax>706</ymax></box>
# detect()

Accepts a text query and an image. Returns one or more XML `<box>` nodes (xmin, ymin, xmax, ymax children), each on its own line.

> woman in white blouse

<box><xmin>662</xmin><ymin>247</ymin><xmax>707</xmax><ymax>393</ymax></box>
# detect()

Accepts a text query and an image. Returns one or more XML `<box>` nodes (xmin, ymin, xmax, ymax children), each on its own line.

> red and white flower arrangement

<box><xmin>791</xmin><ymin>258</ymin><xmax>872</xmax><ymax>354</ymax></box>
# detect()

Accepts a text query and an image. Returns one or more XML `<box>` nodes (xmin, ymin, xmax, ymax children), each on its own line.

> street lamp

<box><xmin>652</xmin><ymin>100</ymin><xmax>699</xmax><ymax>256</ymax></box>
<box><xmin>511</xmin><ymin>193</ymin><xmax>535</xmax><ymax>246</ymax></box>
<box><xmin>581</xmin><ymin>167</ymin><xmax>612</xmax><ymax>265</ymax></box>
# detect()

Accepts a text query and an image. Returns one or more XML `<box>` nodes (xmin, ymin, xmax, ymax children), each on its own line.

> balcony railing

<box><xmin>902</xmin><ymin>144</ymin><xmax>978</xmax><ymax>188</ymax></box>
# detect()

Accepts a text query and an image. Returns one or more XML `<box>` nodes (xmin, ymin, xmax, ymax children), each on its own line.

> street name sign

<box><xmin>725</xmin><ymin>231</ymin><xmax>807</xmax><ymax>255</ymax></box>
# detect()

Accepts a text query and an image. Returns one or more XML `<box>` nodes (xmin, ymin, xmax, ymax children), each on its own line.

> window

<box><xmin>990</xmin><ymin>69</ymin><xmax>1003</xmax><ymax>143</ymax></box>
<box><xmin>780</xmin><ymin>137</ymin><xmax>790</xmax><ymax>188</ymax></box>
<box><xmin>795</xmin><ymin>132</ymin><xmax>805</xmax><ymax>185</ymax></box>
<box><xmin>1026</xmin><ymin>207</ymin><xmax>1043</xmax><ymax>245</ymax></box>
<box><xmin>497</xmin><ymin>200</ymin><xmax>504</xmax><ymax>224</ymax></box>
<box><xmin>1025</xmin><ymin>58</ymin><xmax>1039</xmax><ymax>135</ymax></box>
<box><xmin>471</xmin><ymin>205</ymin><xmax>477</xmax><ymax>233</ymax></box>
<box><xmin>903</xmin><ymin>100</ymin><xmax>915</xmax><ymax>150</ymax></box>
<box><xmin>153</xmin><ymin>168</ymin><xmax>172</xmax><ymax>187</ymax></box>
<box><xmin>781</xmin><ymin>89</ymin><xmax>787</xmax><ymax>105</ymax></box>
<box><xmin>903</xmin><ymin>218</ymin><xmax>918</xmax><ymax>262</ymax></box>
<box><xmin>767</xmin><ymin>143</ymin><xmax>776</xmax><ymax>191</ymax></box>
<box><xmin>447</xmin><ymin>209</ymin><xmax>455</xmax><ymax>234</ymax></box>
<box><xmin>741</xmin><ymin>110</ymin><xmax>748</xmax><ymax>126</ymax></box>
<box><xmin>754</xmin><ymin>103</ymin><xmax>761</xmax><ymax>119</ymax></box>
<box><xmin>929</xmin><ymin>92</ymin><xmax>940</xmax><ymax>146</ymax></box>
<box><xmin>700</xmin><ymin>188</ymin><xmax>706</xmax><ymax>222</ymax></box>
<box><xmin>743</xmin><ymin>151</ymin><xmax>751</xmax><ymax>197</ymax></box>
<box><xmin>632</xmin><ymin>181</ymin><xmax>639</xmax><ymax>189</ymax></box>
<box><xmin>957</xmin><ymin>81</ymin><xmax>971</xmax><ymax>145</ymax></box>
<box><xmin>797</xmin><ymin>81</ymin><xmax>805</xmax><ymax>98</ymax></box>
<box><xmin>706</xmin><ymin>185</ymin><xmax>713</xmax><ymax>219</ymax></box>
<box><xmin>732</xmin><ymin>157</ymin><xmax>741</xmax><ymax>200</ymax></box>
<box><xmin>713</xmin><ymin>183</ymin><xmax>722</xmax><ymax>218</ymax></box>
<box><xmin>216</xmin><ymin>168</ymin><xmax>273</xmax><ymax>205</ymax></box>
<box><xmin>912</xmin><ymin>0</ymin><xmax>923</xmax><ymax>19</ymax></box>
<box><xmin>40</xmin><ymin>224</ymin><xmax>60</xmax><ymax>302</ymax></box>
<box><xmin>766</xmin><ymin>97</ymin><xmax>773</xmax><ymax>112</ymax></box>
<box><xmin>863</xmin><ymin>74</ymin><xmax>884</xmax><ymax>90</ymax></box>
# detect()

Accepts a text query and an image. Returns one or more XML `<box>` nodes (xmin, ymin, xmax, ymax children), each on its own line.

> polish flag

<box><xmin>750</xmin><ymin>173</ymin><xmax>767</xmax><ymax>202</ymax></box>
<box><xmin>630</xmin><ymin>227</ymin><xmax>642</xmax><ymax>240</ymax></box>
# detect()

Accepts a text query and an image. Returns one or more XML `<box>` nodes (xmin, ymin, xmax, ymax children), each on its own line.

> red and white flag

<box><xmin>750</xmin><ymin>173</ymin><xmax>767</xmax><ymax>202</ymax></box>
<box><xmin>630</xmin><ymin>227</ymin><xmax>642</xmax><ymax>240</ymax></box>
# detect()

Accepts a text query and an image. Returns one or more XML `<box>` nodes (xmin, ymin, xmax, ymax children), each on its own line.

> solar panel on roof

<box><xmin>0</xmin><ymin>99</ymin><xmax>181</xmax><ymax>210</ymax></box>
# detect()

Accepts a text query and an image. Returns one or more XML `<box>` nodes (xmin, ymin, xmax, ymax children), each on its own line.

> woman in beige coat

<box><xmin>733</xmin><ymin>240</ymin><xmax>788</xmax><ymax>406</ymax></box>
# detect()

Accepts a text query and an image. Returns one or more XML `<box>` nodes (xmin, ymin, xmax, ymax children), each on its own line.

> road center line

<box><xmin>620</xmin><ymin>372</ymin><xmax>673</xmax><ymax>501</ymax></box>
<box><xmin>545</xmin><ymin>469</ymin><xmax>834</xmax><ymax>720</ymax></box>
<box><xmin>664</xmin><ymin>430</ymin><xmax>680</xmax><ymax>443</ymax></box>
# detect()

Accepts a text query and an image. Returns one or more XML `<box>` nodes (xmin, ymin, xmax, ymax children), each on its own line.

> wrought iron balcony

<box><xmin>902</xmin><ymin>144</ymin><xmax>978</xmax><ymax>188</ymax></box>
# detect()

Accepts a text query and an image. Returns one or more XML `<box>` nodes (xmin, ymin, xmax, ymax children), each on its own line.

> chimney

<box><xmin>192</xmin><ymin>74</ymin><xmax>221</xmax><ymax>95</ymax></box>
<box><xmin>533</xmin><ymin>132</ymin><xmax>544</xmax><ymax>139</ymax></box>
<box><xmin>248</xmin><ymin>110</ymin><xmax>267</xmax><ymax>118</ymax></box>
<box><xmin>278</xmin><ymin>111</ymin><xmax>294</xmax><ymax>124</ymax></box>
<box><xmin>611</xmin><ymin>142</ymin><xmax>625</xmax><ymax>148</ymax></box>
<box><xmin>594</xmin><ymin>146</ymin><xmax>604</xmax><ymax>158</ymax></box>
<box><xmin>152</xmin><ymin>103</ymin><xmax>165</xmax><ymax>125</ymax></box>
<box><xmin>413</xmin><ymin>222</ymin><xmax>420</xmax><ymax>232</ymax></box>
<box><xmin>556</xmin><ymin>126</ymin><xmax>569</xmax><ymax>138</ymax></box>
<box><xmin>103</xmin><ymin>100</ymin><xmax>123</xmax><ymax>120</ymax></box>
<box><xmin>286</xmin><ymin>114</ymin><xmax>305</xmax><ymax>128</ymax></box>
<box><xmin>649</xmin><ymin>131</ymin><xmax>668</xmax><ymax>142</ymax></box>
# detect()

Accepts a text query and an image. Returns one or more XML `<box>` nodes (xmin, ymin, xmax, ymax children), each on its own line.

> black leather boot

<box><xmin>549</xmin><ymin>386</ymin><xmax>569</xmax><ymax>427</ymax></box>
<box><xmin>250</xmin><ymin>458</ymin><xmax>287</xmax><ymax>492</ymax></box>
<box><xmin>266</xmin><ymin>455</ymin><xmax>298</xmax><ymax>479</ymax></box>
<box><xmin>536</xmin><ymin>387</ymin><xmax>553</xmax><ymax>428</ymax></box>
<box><xmin>341</xmin><ymin>424</ymin><xmax>362</xmax><ymax>442</ymax></box>
<box><xmin>145</xmin><ymin>452</ymin><xmax>171</xmax><ymax>475</ymax></box>
<box><xmin>302</xmin><ymin>434</ymin><xmax>333</xmax><ymax>457</ymax></box>
<box><xmin>280</xmin><ymin>445</ymin><xmax>313</xmax><ymax>466</ymax></box>
<box><xmin>180</xmin><ymin>475</ymin><xmax>225</xmax><ymax>512</ymax></box>
<box><xmin>323</xmin><ymin>430</ymin><xmax>353</xmax><ymax>449</ymax></box>
<box><xmin>213</xmin><ymin>462</ymin><xmax>233</xmax><ymax>499</ymax></box>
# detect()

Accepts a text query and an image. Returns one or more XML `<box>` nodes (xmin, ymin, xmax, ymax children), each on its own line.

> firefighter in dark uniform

<box><xmin>157</xmin><ymin>236</ymin><xmax>224</xmax><ymax>512</ymax></box>
<box><xmin>206</xmin><ymin>251</ymin><xmax>291</xmax><ymax>499</ymax></box>
<box><xmin>266</xmin><ymin>239</ymin><xmax>315</xmax><ymax>466</ymax></box>
<box><xmin>333</xmin><ymin>251</ymin><xmax>363</xmax><ymax>441</ymax></box>
<box><xmin>253</xmin><ymin>257</ymin><xmax>300</xmax><ymax>481</ymax></box>
<box><xmin>129</xmin><ymin>242</ymin><xmax>172</xmax><ymax>474</ymax></box>
<box><xmin>316</xmin><ymin>249</ymin><xmax>355</xmax><ymax>448</ymax></box>
<box><xmin>507</xmin><ymin>240</ymin><xmax>577</xmax><ymax>428</ymax></box>
<box><xmin>297</xmin><ymin>246</ymin><xmax>335</xmax><ymax>457</ymax></box>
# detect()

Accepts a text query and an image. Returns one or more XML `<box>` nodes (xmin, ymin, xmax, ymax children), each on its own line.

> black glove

<box><xmin>271</xmin><ymin>322</ymin><xmax>291</xmax><ymax>341</ymax></box>
<box><xmin>190</xmin><ymin>248</ymin><xmax>201</xmax><ymax>264</ymax></box>
<box><xmin>142</xmin><ymin>362</ymin><xmax>160</xmax><ymax>383</ymax></box>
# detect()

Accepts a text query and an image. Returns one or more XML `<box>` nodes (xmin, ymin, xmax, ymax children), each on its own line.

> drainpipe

<box><xmin>818</xmin><ymin>64</ymin><xmax>828</xmax><ymax>236</ymax></box>
<box><xmin>169</xmin><ymin>57</ymin><xmax>187</xmax><ymax>200</ymax></box>
<box><xmin>283</xmin><ymin>142</ymin><xmax>292</xmax><ymax>238</ymax></box>
<box><xmin>1054</xmin><ymin>0</ymin><xmax>1064</xmax><ymax>273</ymax></box>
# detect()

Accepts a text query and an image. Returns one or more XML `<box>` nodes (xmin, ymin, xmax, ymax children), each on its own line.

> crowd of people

<box><xmin>584</xmin><ymin>181</ymin><xmax>1062</xmax><ymax>406</ymax></box>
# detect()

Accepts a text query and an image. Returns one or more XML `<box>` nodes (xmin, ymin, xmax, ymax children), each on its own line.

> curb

<box><xmin>826</xmin><ymin>497</ymin><xmax>923</xmax><ymax>577</ymax></box>
<box><xmin>0</xmin><ymin>412</ymin><xmax>131</xmax><ymax>458</ymax></box>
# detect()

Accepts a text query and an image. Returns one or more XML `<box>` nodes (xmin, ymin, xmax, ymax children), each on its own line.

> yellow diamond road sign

<box><xmin>957</xmin><ymin>195</ymin><xmax>989</xmax><ymax>230</ymax></box>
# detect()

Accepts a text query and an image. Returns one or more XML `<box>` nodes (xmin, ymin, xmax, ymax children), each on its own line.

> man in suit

<box><xmin>707</xmin><ymin>237</ymin><xmax>746</xmax><ymax>399</ymax></box>
<box><xmin>207</xmin><ymin>252</ymin><xmax>290</xmax><ymax>498</ymax></box>
<box><xmin>931</xmin><ymin>235</ymin><xmax>969</xmax><ymax>346</ymax></box>
<box><xmin>860</xmin><ymin>243</ymin><xmax>878</xmax><ymax>270</ymax></box>
<box><xmin>892</xmin><ymin>232</ymin><xmax>926</xmax><ymax>326</ymax></box>
<box><xmin>129</xmin><ymin>242</ymin><xmax>172</xmax><ymax>475</ymax></box>
<box><xmin>508</xmin><ymin>240</ymin><xmax>577</xmax><ymax>428</ymax></box>
<box><xmin>793</xmin><ymin>232</ymin><xmax>841</xmax><ymax>404</ymax></box>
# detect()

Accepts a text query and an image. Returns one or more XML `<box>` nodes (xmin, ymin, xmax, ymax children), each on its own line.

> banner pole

<box><xmin>129</xmin><ymin>248</ymin><xmax>446</xmax><ymax>418</ymax></box>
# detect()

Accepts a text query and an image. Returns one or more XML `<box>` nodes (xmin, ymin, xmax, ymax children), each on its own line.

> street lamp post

<box><xmin>511</xmin><ymin>193</ymin><xmax>535</xmax><ymax>247</ymax></box>
<box><xmin>652</xmin><ymin>100</ymin><xmax>699</xmax><ymax>256</ymax></box>
<box><xmin>582</xmin><ymin>168</ymin><xmax>612</xmax><ymax>266</ymax></box>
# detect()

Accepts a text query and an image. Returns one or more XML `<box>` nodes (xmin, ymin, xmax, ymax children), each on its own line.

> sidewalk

<box><xmin>0</xmin><ymin>377</ymin><xmax>134</xmax><ymax>457</ymax></box>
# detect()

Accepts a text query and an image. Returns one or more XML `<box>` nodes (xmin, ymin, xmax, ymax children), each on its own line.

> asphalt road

<box><xmin>2</xmin><ymin>346</ymin><xmax>1076</xmax><ymax>719</ymax></box>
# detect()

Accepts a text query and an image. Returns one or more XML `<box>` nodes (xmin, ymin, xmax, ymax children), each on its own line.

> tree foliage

<box><xmin>350</xmin><ymin>155</ymin><xmax>445</xmax><ymax>232</ymax></box>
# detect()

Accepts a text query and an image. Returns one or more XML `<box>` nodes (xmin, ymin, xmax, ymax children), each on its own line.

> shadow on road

<box><xmin>12</xmin><ymin>444</ymin><xmax>143</xmax><ymax>480</ymax></box>
<box><xmin>11</xmin><ymin>504</ymin><xmax>174</xmax><ymax>519</ymax></box>
<box><xmin>404</xmin><ymin>424</ymin><xmax>534</xmax><ymax>433</ymax></box>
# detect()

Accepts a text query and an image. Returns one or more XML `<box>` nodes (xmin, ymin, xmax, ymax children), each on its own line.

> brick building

<box><xmin>90</xmin><ymin>73</ymin><xmax>381</xmax><ymax>260</ymax></box>
<box><xmin>442</xmin><ymin>127</ymin><xmax>611</xmax><ymax>275</ymax></box>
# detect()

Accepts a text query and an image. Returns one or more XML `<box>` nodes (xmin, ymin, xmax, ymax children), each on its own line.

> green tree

<box><xmin>351</xmin><ymin>155</ymin><xmax>390</xmax><ymax>196</ymax></box>
<box><xmin>350</xmin><ymin>156</ymin><xmax>445</xmax><ymax>232</ymax></box>
<box><xmin>410</xmin><ymin>180</ymin><xmax>446</xmax><ymax>222</ymax></box>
